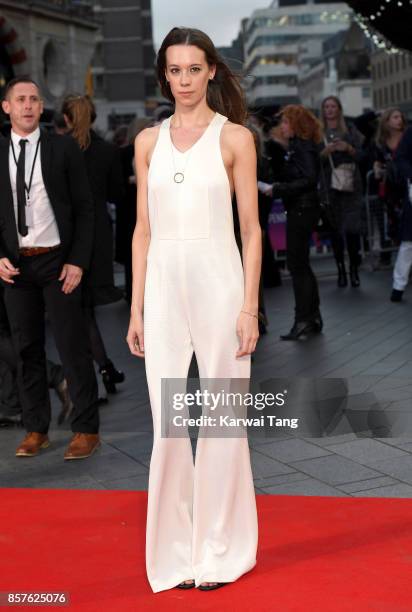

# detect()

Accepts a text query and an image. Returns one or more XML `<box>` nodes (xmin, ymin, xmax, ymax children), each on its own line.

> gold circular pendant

<box><xmin>174</xmin><ymin>172</ymin><xmax>184</xmax><ymax>183</ymax></box>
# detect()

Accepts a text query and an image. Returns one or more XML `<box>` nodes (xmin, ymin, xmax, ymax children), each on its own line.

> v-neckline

<box><xmin>168</xmin><ymin>112</ymin><xmax>218</xmax><ymax>155</ymax></box>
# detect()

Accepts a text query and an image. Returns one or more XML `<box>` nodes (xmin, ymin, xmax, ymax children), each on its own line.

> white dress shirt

<box><xmin>9</xmin><ymin>127</ymin><xmax>61</xmax><ymax>248</ymax></box>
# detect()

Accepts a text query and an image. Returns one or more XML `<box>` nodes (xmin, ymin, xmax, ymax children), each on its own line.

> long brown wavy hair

<box><xmin>156</xmin><ymin>27</ymin><xmax>247</xmax><ymax>125</ymax></box>
<box><xmin>279</xmin><ymin>104</ymin><xmax>323</xmax><ymax>144</ymax></box>
<box><xmin>61</xmin><ymin>94</ymin><xmax>95</xmax><ymax>150</ymax></box>
<box><xmin>376</xmin><ymin>107</ymin><xmax>406</xmax><ymax>147</ymax></box>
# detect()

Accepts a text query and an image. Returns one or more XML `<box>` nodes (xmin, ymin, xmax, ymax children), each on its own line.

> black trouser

<box><xmin>0</xmin><ymin>287</ymin><xmax>15</xmax><ymax>370</ymax></box>
<box><xmin>286</xmin><ymin>207</ymin><xmax>321</xmax><ymax>323</ymax></box>
<box><xmin>83</xmin><ymin>305</ymin><xmax>109</xmax><ymax>369</ymax></box>
<box><xmin>124</xmin><ymin>249</ymin><xmax>132</xmax><ymax>304</ymax></box>
<box><xmin>0</xmin><ymin>287</ymin><xmax>20</xmax><ymax>416</ymax></box>
<box><xmin>2</xmin><ymin>248</ymin><xmax>99</xmax><ymax>434</ymax></box>
<box><xmin>330</xmin><ymin>231</ymin><xmax>361</xmax><ymax>268</ymax></box>
<box><xmin>1</xmin><ymin>286</ymin><xmax>65</xmax><ymax>417</ymax></box>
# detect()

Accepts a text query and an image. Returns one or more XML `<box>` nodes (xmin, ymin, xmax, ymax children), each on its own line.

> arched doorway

<box><xmin>0</xmin><ymin>14</ymin><xmax>29</xmax><ymax>97</ymax></box>
<box><xmin>0</xmin><ymin>41</ymin><xmax>14</xmax><ymax>94</ymax></box>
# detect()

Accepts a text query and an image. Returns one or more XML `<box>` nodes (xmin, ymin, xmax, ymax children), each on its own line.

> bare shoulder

<box><xmin>134</xmin><ymin>124</ymin><xmax>160</xmax><ymax>151</ymax></box>
<box><xmin>221</xmin><ymin>121</ymin><xmax>254</xmax><ymax>150</ymax></box>
<box><xmin>134</xmin><ymin>124</ymin><xmax>162</xmax><ymax>167</ymax></box>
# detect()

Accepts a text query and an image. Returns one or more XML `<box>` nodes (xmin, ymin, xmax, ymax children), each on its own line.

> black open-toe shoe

<box><xmin>176</xmin><ymin>580</ymin><xmax>195</xmax><ymax>589</ymax></box>
<box><xmin>198</xmin><ymin>582</ymin><xmax>227</xmax><ymax>591</ymax></box>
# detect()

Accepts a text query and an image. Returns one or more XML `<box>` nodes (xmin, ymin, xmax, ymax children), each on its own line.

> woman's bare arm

<box><xmin>225</xmin><ymin>124</ymin><xmax>262</xmax><ymax>356</ymax></box>
<box><xmin>232</xmin><ymin>125</ymin><xmax>262</xmax><ymax>315</ymax></box>
<box><xmin>126</xmin><ymin>126</ymin><xmax>158</xmax><ymax>357</ymax></box>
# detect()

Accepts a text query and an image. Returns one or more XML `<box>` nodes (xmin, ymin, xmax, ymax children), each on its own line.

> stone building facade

<box><xmin>371</xmin><ymin>48</ymin><xmax>412</xmax><ymax>118</ymax></box>
<box><xmin>92</xmin><ymin>0</ymin><xmax>157</xmax><ymax>131</ymax></box>
<box><xmin>0</xmin><ymin>0</ymin><xmax>97</xmax><ymax>113</ymax></box>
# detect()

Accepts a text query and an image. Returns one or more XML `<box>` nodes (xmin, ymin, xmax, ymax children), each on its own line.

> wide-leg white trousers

<box><xmin>143</xmin><ymin>242</ymin><xmax>258</xmax><ymax>593</ymax></box>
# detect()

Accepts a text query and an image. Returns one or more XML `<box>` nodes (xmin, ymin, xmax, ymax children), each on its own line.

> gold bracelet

<box><xmin>241</xmin><ymin>310</ymin><xmax>259</xmax><ymax>320</ymax></box>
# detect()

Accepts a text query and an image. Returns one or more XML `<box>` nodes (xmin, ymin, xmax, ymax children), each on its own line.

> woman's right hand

<box><xmin>126</xmin><ymin>311</ymin><xmax>145</xmax><ymax>358</ymax></box>
<box><xmin>321</xmin><ymin>142</ymin><xmax>336</xmax><ymax>156</ymax></box>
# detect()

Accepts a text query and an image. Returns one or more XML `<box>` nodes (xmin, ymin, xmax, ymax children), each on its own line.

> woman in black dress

<box><xmin>61</xmin><ymin>95</ymin><xmax>126</xmax><ymax>393</ymax></box>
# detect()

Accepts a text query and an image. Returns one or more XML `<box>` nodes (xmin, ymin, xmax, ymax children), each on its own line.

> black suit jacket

<box><xmin>81</xmin><ymin>130</ymin><xmax>124</xmax><ymax>291</ymax></box>
<box><xmin>271</xmin><ymin>137</ymin><xmax>320</xmax><ymax>212</ymax></box>
<box><xmin>0</xmin><ymin>129</ymin><xmax>94</xmax><ymax>270</ymax></box>
<box><xmin>395</xmin><ymin>126</ymin><xmax>412</xmax><ymax>242</ymax></box>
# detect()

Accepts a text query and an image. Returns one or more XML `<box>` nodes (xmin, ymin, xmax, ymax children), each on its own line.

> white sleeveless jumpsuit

<box><xmin>144</xmin><ymin>111</ymin><xmax>258</xmax><ymax>593</ymax></box>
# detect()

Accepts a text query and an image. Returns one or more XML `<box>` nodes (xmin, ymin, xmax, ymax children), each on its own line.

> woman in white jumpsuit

<box><xmin>127</xmin><ymin>27</ymin><xmax>262</xmax><ymax>594</ymax></box>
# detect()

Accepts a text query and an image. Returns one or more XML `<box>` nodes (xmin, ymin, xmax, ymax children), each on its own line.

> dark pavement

<box><xmin>1</xmin><ymin>256</ymin><xmax>412</xmax><ymax>498</ymax></box>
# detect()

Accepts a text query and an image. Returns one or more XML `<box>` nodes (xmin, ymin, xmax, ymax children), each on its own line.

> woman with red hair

<box><xmin>267</xmin><ymin>104</ymin><xmax>323</xmax><ymax>340</ymax></box>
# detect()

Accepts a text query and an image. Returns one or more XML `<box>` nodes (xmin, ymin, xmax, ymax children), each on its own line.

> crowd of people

<box><xmin>0</xmin><ymin>81</ymin><xmax>127</xmax><ymax>441</ymax></box>
<box><xmin>0</xmin><ymin>77</ymin><xmax>411</xmax><ymax>434</ymax></box>
<box><xmin>246</xmin><ymin>99</ymin><xmax>412</xmax><ymax>339</ymax></box>
<box><xmin>1</xmin><ymin>22</ymin><xmax>412</xmax><ymax>595</ymax></box>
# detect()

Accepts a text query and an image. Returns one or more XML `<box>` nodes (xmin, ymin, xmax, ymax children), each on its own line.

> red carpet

<box><xmin>0</xmin><ymin>489</ymin><xmax>411</xmax><ymax>611</ymax></box>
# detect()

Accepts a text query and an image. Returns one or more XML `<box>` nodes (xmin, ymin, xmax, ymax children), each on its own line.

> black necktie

<box><xmin>16</xmin><ymin>138</ymin><xmax>28</xmax><ymax>237</ymax></box>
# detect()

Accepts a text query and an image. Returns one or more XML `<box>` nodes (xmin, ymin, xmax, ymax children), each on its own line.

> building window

<box><xmin>390</xmin><ymin>84</ymin><xmax>395</xmax><ymax>103</ymax></box>
<box><xmin>396</xmin><ymin>82</ymin><xmax>401</xmax><ymax>101</ymax></box>
<box><xmin>382</xmin><ymin>60</ymin><xmax>387</xmax><ymax>78</ymax></box>
<box><xmin>377</xmin><ymin>63</ymin><xmax>381</xmax><ymax>80</ymax></box>
<box><xmin>384</xmin><ymin>87</ymin><xmax>388</xmax><ymax>106</ymax></box>
<box><xmin>362</xmin><ymin>86</ymin><xmax>371</xmax><ymax>99</ymax></box>
<box><xmin>94</xmin><ymin>74</ymin><xmax>104</xmax><ymax>97</ymax></box>
<box><xmin>403</xmin><ymin>80</ymin><xmax>408</xmax><ymax>100</ymax></box>
<box><xmin>248</xmin><ymin>34</ymin><xmax>300</xmax><ymax>54</ymax></box>
<box><xmin>395</xmin><ymin>55</ymin><xmax>399</xmax><ymax>71</ymax></box>
<box><xmin>42</xmin><ymin>40</ymin><xmax>66</xmax><ymax>97</ymax></box>
<box><xmin>402</xmin><ymin>54</ymin><xmax>407</xmax><ymax>70</ymax></box>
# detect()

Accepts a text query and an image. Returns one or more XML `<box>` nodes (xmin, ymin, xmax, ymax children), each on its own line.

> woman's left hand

<box><xmin>334</xmin><ymin>140</ymin><xmax>354</xmax><ymax>154</ymax></box>
<box><xmin>236</xmin><ymin>311</ymin><xmax>259</xmax><ymax>357</ymax></box>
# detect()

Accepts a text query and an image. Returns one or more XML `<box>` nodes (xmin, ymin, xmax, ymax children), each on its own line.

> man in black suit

<box><xmin>0</xmin><ymin>77</ymin><xmax>100</xmax><ymax>459</ymax></box>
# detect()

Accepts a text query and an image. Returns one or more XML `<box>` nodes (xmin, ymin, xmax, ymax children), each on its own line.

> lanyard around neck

<box><xmin>10</xmin><ymin>137</ymin><xmax>41</xmax><ymax>198</ymax></box>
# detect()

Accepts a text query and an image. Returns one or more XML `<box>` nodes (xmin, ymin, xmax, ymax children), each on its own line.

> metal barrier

<box><xmin>267</xmin><ymin>170</ymin><xmax>400</xmax><ymax>277</ymax></box>
<box><xmin>362</xmin><ymin>170</ymin><xmax>399</xmax><ymax>271</ymax></box>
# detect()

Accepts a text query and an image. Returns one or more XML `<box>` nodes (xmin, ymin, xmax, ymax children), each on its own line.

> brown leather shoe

<box><xmin>16</xmin><ymin>432</ymin><xmax>50</xmax><ymax>457</ymax></box>
<box><xmin>64</xmin><ymin>433</ymin><xmax>101</xmax><ymax>460</ymax></box>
